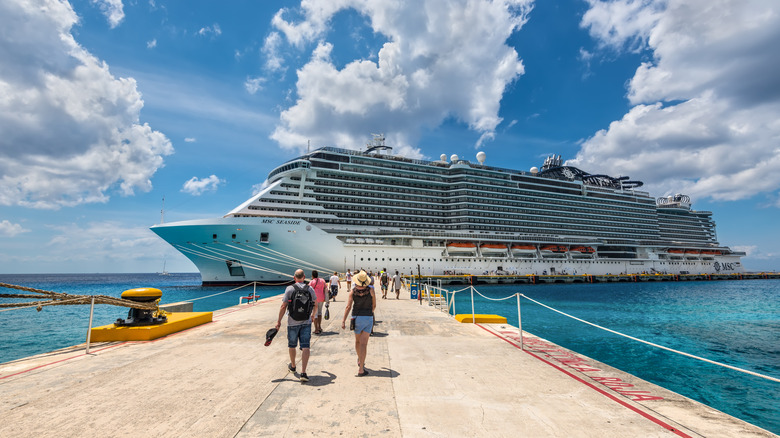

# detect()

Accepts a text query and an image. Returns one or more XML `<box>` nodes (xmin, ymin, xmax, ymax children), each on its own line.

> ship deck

<box><xmin>0</xmin><ymin>284</ymin><xmax>773</xmax><ymax>437</ymax></box>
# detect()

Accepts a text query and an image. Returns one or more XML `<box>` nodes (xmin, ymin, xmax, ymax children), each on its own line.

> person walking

<box><xmin>275</xmin><ymin>269</ymin><xmax>317</xmax><ymax>382</ymax></box>
<box><xmin>392</xmin><ymin>270</ymin><xmax>403</xmax><ymax>299</ymax></box>
<box><xmin>309</xmin><ymin>270</ymin><xmax>327</xmax><ymax>335</ymax></box>
<box><xmin>345</xmin><ymin>269</ymin><xmax>352</xmax><ymax>291</ymax></box>
<box><xmin>380</xmin><ymin>269</ymin><xmax>389</xmax><ymax>299</ymax></box>
<box><xmin>342</xmin><ymin>270</ymin><xmax>376</xmax><ymax>376</ymax></box>
<box><xmin>329</xmin><ymin>271</ymin><xmax>340</xmax><ymax>302</ymax></box>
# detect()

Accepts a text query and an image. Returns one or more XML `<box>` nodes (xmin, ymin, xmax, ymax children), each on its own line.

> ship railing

<box><xmin>416</xmin><ymin>284</ymin><xmax>780</xmax><ymax>384</ymax></box>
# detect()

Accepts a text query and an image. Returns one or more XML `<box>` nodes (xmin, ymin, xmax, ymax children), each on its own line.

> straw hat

<box><xmin>353</xmin><ymin>270</ymin><xmax>370</xmax><ymax>287</ymax></box>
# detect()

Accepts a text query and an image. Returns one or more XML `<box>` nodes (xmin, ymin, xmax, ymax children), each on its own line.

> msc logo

<box><xmin>714</xmin><ymin>261</ymin><xmax>735</xmax><ymax>272</ymax></box>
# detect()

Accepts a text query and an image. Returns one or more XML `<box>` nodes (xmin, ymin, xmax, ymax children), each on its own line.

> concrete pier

<box><xmin>0</xmin><ymin>285</ymin><xmax>774</xmax><ymax>437</ymax></box>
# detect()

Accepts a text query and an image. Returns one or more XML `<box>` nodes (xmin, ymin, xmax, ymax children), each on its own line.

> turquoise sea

<box><xmin>0</xmin><ymin>274</ymin><xmax>778</xmax><ymax>433</ymax></box>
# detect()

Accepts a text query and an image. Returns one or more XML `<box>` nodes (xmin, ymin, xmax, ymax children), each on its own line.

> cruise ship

<box><xmin>151</xmin><ymin>135</ymin><xmax>744</xmax><ymax>285</ymax></box>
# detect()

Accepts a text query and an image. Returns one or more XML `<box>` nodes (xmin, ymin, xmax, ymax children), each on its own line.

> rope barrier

<box><xmin>185</xmin><ymin>282</ymin><xmax>257</xmax><ymax>302</ymax></box>
<box><xmin>518</xmin><ymin>293</ymin><xmax>780</xmax><ymax>383</ymax></box>
<box><xmin>472</xmin><ymin>288</ymin><xmax>517</xmax><ymax>302</ymax></box>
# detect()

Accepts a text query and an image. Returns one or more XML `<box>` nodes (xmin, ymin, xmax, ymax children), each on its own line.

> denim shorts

<box><xmin>287</xmin><ymin>323</ymin><xmax>311</xmax><ymax>349</ymax></box>
<box><xmin>353</xmin><ymin>316</ymin><xmax>373</xmax><ymax>334</ymax></box>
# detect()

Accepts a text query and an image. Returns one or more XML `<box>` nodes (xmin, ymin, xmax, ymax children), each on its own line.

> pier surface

<box><xmin>0</xmin><ymin>286</ymin><xmax>774</xmax><ymax>437</ymax></box>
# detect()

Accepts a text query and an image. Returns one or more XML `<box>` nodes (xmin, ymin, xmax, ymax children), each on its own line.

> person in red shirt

<box><xmin>309</xmin><ymin>270</ymin><xmax>328</xmax><ymax>335</ymax></box>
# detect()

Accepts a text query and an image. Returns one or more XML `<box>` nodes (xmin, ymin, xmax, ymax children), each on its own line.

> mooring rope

<box><xmin>517</xmin><ymin>293</ymin><xmax>780</xmax><ymax>383</ymax></box>
<box><xmin>0</xmin><ymin>282</ymin><xmax>157</xmax><ymax>312</ymax></box>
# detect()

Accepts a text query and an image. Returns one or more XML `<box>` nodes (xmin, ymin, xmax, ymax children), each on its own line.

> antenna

<box><xmin>160</xmin><ymin>196</ymin><xmax>165</xmax><ymax>224</ymax></box>
<box><xmin>307</xmin><ymin>140</ymin><xmax>310</xmax><ymax>153</ymax></box>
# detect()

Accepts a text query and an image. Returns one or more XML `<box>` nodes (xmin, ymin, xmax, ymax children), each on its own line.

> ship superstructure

<box><xmin>151</xmin><ymin>136</ymin><xmax>744</xmax><ymax>284</ymax></box>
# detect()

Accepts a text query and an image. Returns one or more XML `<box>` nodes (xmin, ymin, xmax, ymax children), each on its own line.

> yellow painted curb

<box><xmin>90</xmin><ymin>312</ymin><xmax>213</xmax><ymax>342</ymax></box>
<box><xmin>454</xmin><ymin>314</ymin><xmax>507</xmax><ymax>324</ymax></box>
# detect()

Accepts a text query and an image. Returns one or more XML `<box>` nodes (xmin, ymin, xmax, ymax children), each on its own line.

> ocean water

<box><xmin>443</xmin><ymin>280</ymin><xmax>780</xmax><ymax>434</ymax></box>
<box><xmin>1</xmin><ymin>274</ymin><xmax>778</xmax><ymax>433</ymax></box>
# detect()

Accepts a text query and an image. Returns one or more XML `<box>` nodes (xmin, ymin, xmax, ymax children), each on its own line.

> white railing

<box><xmin>415</xmin><ymin>283</ymin><xmax>779</xmax><ymax>383</ymax></box>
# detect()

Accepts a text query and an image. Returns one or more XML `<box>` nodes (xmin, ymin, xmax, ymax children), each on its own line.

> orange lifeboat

<box><xmin>667</xmin><ymin>249</ymin><xmax>684</xmax><ymax>254</ymax></box>
<box><xmin>569</xmin><ymin>246</ymin><xmax>595</xmax><ymax>254</ymax></box>
<box><xmin>480</xmin><ymin>243</ymin><xmax>507</xmax><ymax>255</ymax></box>
<box><xmin>447</xmin><ymin>242</ymin><xmax>477</xmax><ymax>254</ymax></box>
<box><xmin>540</xmin><ymin>245</ymin><xmax>567</xmax><ymax>253</ymax></box>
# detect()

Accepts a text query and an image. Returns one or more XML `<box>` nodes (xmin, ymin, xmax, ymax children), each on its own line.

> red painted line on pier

<box><xmin>475</xmin><ymin>324</ymin><xmax>693</xmax><ymax>438</ymax></box>
<box><xmin>0</xmin><ymin>342</ymin><xmax>128</xmax><ymax>380</ymax></box>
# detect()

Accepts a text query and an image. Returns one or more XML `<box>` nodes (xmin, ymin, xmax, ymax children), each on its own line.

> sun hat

<box><xmin>353</xmin><ymin>270</ymin><xmax>370</xmax><ymax>287</ymax></box>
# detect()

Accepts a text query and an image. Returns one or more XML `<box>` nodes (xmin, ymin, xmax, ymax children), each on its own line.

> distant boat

<box><xmin>160</xmin><ymin>259</ymin><xmax>170</xmax><ymax>276</ymax></box>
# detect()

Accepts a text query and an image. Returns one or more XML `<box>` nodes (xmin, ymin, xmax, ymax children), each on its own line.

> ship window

<box><xmin>260</xmin><ymin>232</ymin><xmax>270</xmax><ymax>243</ymax></box>
<box><xmin>232</xmin><ymin>234</ymin><xmax>236</xmax><ymax>239</ymax></box>
<box><xmin>226</xmin><ymin>260</ymin><xmax>245</xmax><ymax>277</ymax></box>
<box><xmin>213</xmin><ymin>234</ymin><xmax>217</xmax><ymax>239</ymax></box>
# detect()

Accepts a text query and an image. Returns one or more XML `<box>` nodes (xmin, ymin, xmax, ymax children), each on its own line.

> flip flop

<box><xmin>358</xmin><ymin>370</ymin><xmax>369</xmax><ymax>377</ymax></box>
<box><xmin>264</xmin><ymin>328</ymin><xmax>278</xmax><ymax>346</ymax></box>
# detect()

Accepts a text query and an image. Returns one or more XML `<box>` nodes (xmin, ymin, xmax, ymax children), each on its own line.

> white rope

<box><xmin>473</xmin><ymin>289</ymin><xmax>517</xmax><ymax>302</ymax></box>
<box><xmin>519</xmin><ymin>293</ymin><xmax>780</xmax><ymax>383</ymax></box>
<box><xmin>186</xmin><ymin>282</ymin><xmax>257</xmax><ymax>302</ymax></box>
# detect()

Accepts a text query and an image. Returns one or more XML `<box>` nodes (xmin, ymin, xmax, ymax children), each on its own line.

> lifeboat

<box><xmin>447</xmin><ymin>242</ymin><xmax>477</xmax><ymax>255</ymax></box>
<box><xmin>540</xmin><ymin>245</ymin><xmax>568</xmax><ymax>256</ymax></box>
<box><xmin>480</xmin><ymin>243</ymin><xmax>508</xmax><ymax>256</ymax></box>
<box><xmin>685</xmin><ymin>249</ymin><xmax>700</xmax><ymax>259</ymax></box>
<box><xmin>569</xmin><ymin>246</ymin><xmax>595</xmax><ymax>254</ymax></box>
<box><xmin>667</xmin><ymin>249</ymin><xmax>684</xmax><ymax>254</ymax></box>
<box><xmin>511</xmin><ymin>244</ymin><xmax>536</xmax><ymax>256</ymax></box>
<box><xmin>700</xmin><ymin>250</ymin><xmax>721</xmax><ymax>255</ymax></box>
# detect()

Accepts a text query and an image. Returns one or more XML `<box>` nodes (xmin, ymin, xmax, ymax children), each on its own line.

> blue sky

<box><xmin>1</xmin><ymin>0</ymin><xmax>779</xmax><ymax>274</ymax></box>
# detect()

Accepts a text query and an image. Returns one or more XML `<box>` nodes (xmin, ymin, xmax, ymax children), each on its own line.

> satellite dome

<box><xmin>530</xmin><ymin>166</ymin><xmax>539</xmax><ymax>174</ymax></box>
<box><xmin>476</xmin><ymin>151</ymin><xmax>486</xmax><ymax>164</ymax></box>
<box><xmin>440</xmin><ymin>154</ymin><xmax>447</xmax><ymax>161</ymax></box>
<box><xmin>450</xmin><ymin>154</ymin><xmax>459</xmax><ymax>162</ymax></box>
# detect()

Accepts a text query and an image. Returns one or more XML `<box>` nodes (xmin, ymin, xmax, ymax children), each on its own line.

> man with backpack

<box><xmin>275</xmin><ymin>269</ymin><xmax>317</xmax><ymax>382</ymax></box>
<box><xmin>380</xmin><ymin>269</ymin><xmax>389</xmax><ymax>299</ymax></box>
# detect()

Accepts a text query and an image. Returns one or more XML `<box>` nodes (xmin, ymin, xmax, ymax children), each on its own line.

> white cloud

<box><xmin>91</xmin><ymin>0</ymin><xmax>125</xmax><ymax>29</ymax></box>
<box><xmin>574</xmin><ymin>0</ymin><xmax>780</xmax><ymax>204</ymax></box>
<box><xmin>267</xmin><ymin>0</ymin><xmax>533</xmax><ymax>156</ymax></box>
<box><xmin>184</xmin><ymin>137</ymin><xmax>196</xmax><ymax>142</ymax></box>
<box><xmin>198</xmin><ymin>23</ymin><xmax>222</xmax><ymax>37</ymax></box>
<box><xmin>262</xmin><ymin>32</ymin><xmax>285</xmax><ymax>72</ymax></box>
<box><xmin>0</xmin><ymin>0</ymin><xmax>173</xmax><ymax>210</ymax></box>
<box><xmin>181</xmin><ymin>175</ymin><xmax>224</xmax><ymax>196</ymax></box>
<box><xmin>147</xmin><ymin>39</ymin><xmax>157</xmax><ymax>49</ymax></box>
<box><xmin>245</xmin><ymin>76</ymin><xmax>266</xmax><ymax>94</ymax></box>
<box><xmin>0</xmin><ymin>220</ymin><xmax>30</xmax><ymax>237</ymax></box>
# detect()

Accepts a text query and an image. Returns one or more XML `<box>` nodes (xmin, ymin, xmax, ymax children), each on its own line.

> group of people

<box><xmin>275</xmin><ymin>268</ymin><xmax>405</xmax><ymax>382</ymax></box>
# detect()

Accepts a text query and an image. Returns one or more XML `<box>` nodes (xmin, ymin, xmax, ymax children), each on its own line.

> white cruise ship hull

<box><xmin>152</xmin><ymin>217</ymin><xmax>744</xmax><ymax>285</ymax></box>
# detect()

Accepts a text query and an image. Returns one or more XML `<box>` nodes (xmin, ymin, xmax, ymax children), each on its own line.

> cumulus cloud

<box><xmin>147</xmin><ymin>39</ymin><xmax>157</xmax><ymax>49</ymax></box>
<box><xmin>181</xmin><ymin>175</ymin><xmax>224</xmax><ymax>195</ymax></box>
<box><xmin>267</xmin><ymin>0</ymin><xmax>533</xmax><ymax>156</ymax></box>
<box><xmin>91</xmin><ymin>0</ymin><xmax>125</xmax><ymax>28</ymax></box>
<box><xmin>573</xmin><ymin>0</ymin><xmax>780</xmax><ymax>205</ymax></box>
<box><xmin>0</xmin><ymin>220</ymin><xmax>30</xmax><ymax>237</ymax></box>
<box><xmin>0</xmin><ymin>0</ymin><xmax>173</xmax><ymax>209</ymax></box>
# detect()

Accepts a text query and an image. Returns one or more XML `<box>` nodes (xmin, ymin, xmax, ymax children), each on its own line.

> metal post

<box><xmin>470</xmin><ymin>286</ymin><xmax>475</xmax><ymax>323</ymax></box>
<box><xmin>516</xmin><ymin>293</ymin><xmax>523</xmax><ymax>350</ymax></box>
<box><xmin>452</xmin><ymin>290</ymin><xmax>456</xmax><ymax>316</ymax></box>
<box><xmin>253</xmin><ymin>282</ymin><xmax>257</xmax><ymax>302</ymax></box>
<box><xmin>85</xmin><ymin>296</ymin><xmax>95</xmax><ymax>354</ymax></box>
